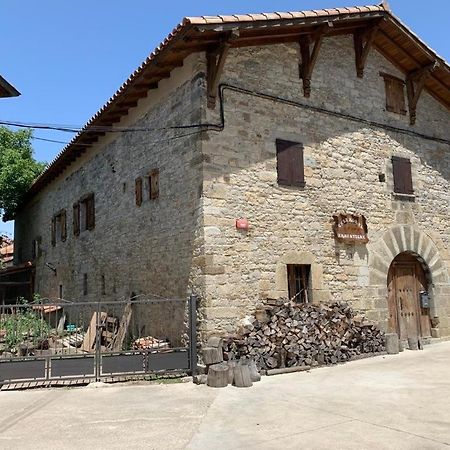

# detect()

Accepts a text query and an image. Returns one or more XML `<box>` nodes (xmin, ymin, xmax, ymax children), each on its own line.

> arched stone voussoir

<box><xmin>369</xmin><ymin>225</ymin><xmax>449</xmax><ymax>286</ymax></box>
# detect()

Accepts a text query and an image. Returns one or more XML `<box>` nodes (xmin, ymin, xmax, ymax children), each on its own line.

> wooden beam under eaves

<box><xmin>353</xmin><ymin>21</ymin><xmax>380</xmax><ymax>78</ymax></box>
<box><xmin>207</xmin><ymin>30</ymin><xmax>239</xmax><ymax>108</ymax></box>
<box><xmin>406</xmin><ymin>61</ymin><xmax>439</xmax><ymax>125</ymax></box>
<box><xmin>298</xmin><ymin>22</ymin><xmax>333</xmax><ymax>97</ymax></box>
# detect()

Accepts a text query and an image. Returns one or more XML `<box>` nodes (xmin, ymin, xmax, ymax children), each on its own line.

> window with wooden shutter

<box><xmin>51</xmin><ymin>217</ymin><xmax>56</xmax><ymax>247</ymax></box>
<box><xmin>73</xmin><ymin>202</ymin><xmax>80</xmax><ymax>236</ymax></box>
<box><xmin>135</xmin><ymin>177</ymin><xmax>143</xmax><ymax>206</ymax></box>
<box><xmin>60</xmin><ymin>210</ymin><xmax>67</xmax><ymax>242</ymax></box>
<box><xmin>392</xmin><ymin>156</ymin><xmax>414</xmax><ymax>195</ymax></box>
<box><xmin>381</xmin><ymin>73</ymin><xmax>407</xmax><ymax>115</ymax></box>
<box><xmin>149</xmin><ymin>169</ymin><xmax>159</xmax><ymax>200</ymax></box>
<box><xmin>276</xmin><ymin>139</ymin><xmax>305</xmax><ymax>187</ymax></box>
<box><xmin>87</xmin><ymin>194</ymin><xmax>95</xmax><ymax>230</ymax></box>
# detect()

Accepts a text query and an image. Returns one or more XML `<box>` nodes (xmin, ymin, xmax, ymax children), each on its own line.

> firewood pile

<box><xmin>133</xmin><ymin>336</ymin><xmax>169</xmax><ymax>350</ymax></box>
<box><xmin>221</xmin><ymin>300</ymin><xmax>385</xmax><ymax>371</ymax></box>
<box><xmin>197</xmin><ymin>337</ymin><xmax>261</xmax><ymax>388</ymax></box>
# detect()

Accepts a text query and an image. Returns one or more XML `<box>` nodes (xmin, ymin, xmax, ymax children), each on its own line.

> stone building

<box><xmin>14</xmin><ymin>4</ymin><xmax>450</xmax><ymax>342</ymax></box>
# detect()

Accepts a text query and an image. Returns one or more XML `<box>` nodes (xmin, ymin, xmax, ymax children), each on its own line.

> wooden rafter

<box><xmin>406</xmin><ymin>62</ymin><xmax>439</xmax><ymax>125</ymax></box>
<box><xmin>298</xmin><ymin>23</ymin><xmax>333</xmax><ymax>97</ymax></box>
<box><xmin>353</xmin><ymin>22</ymin><xmax>380</xmax><ymax>78</ymax></box>
<box><xmin>206</xmin><ymin>31</ymin><xmax>239</xmax><ymax>108</ymax></box>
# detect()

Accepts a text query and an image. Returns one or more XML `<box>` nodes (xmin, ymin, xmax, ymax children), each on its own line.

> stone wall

<box><xmin>199</xmin><ymin>35</ymin><xmax>450</xmax><ymax>337</ymax></box>
<box><xmin>14</xmin><ymin>54</ymin><xmax>206</xmax><ymax>341</ymax></box>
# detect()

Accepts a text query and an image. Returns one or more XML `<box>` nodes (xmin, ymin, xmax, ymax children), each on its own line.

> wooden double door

<box><xmin>387</xmin><ymin>253</ymin><xmax>431</xmax><ymax>339</ymax></box>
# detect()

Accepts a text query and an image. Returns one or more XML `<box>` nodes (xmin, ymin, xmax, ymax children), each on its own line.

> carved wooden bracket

<box><xmin>298</xmin><ymin>23</ymin><xmax>333</xmax><ymax>97</ymax></box>
<box><xmin>207</xmin><ymin>31</ymin><xmax>239</xmax><ymax>109</ymax></box>
<box><xmin>406</xmin><ymin>61</ymin><xmax>438</xmax><ymax>125</ymax></box>
<box><xmin>353</xmin><ymin>23</ymin><xmax>379</xmax><ymax>78</ymax></box>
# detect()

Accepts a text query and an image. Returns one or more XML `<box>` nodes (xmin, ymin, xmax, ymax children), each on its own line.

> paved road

<box><xmin>1</xmin><ymin>341</ymin><xmax>449</xmax><ymax>449</ymax></box>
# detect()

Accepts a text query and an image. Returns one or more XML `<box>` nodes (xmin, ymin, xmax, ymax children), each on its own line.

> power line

<box><xmin>0</xmin><ymin>119</ymin><xmax>221</xmax><ymax>134</ymax></box>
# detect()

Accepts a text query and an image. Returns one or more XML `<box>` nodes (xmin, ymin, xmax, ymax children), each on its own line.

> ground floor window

<box><xmin>287</xmin><ymin>264</ymin><xmax>311</xmax><ymax>303</ymax></box>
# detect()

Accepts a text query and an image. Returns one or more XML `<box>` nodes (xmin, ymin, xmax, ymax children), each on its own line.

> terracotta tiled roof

<box><xmin>21</xmin><ymin>3</ymin><xmax>450</xmax><ymax>206</ymax></box>
<box><xmin>184</xmin><ymin>5</ymin><xmax>386</xmax><ymax>24</ymax></box>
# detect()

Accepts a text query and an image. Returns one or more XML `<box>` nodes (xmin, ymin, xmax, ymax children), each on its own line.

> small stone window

<box><xmin>287</xmin><ymin>264</ymin><xmax>311</xmax><ymax>303</ymax></box>
<box><xmin>380</xmin><ymin>72</ymin><xmax>407</xmax><ymax>115</ymax></box>
<box><xmin>101</xmin><ymin>274</ymin><xmax>106</xmax><ymax>296</ymax></box>
<box><xmin>148</xmin><ymin>169</ymin><xmax>159</xmax><ymax>200</ymax></box>
<box><xmin>73</xmin><ymin>193</ymin><xmax>95</xmax><ymax>235</ymax></box>
<box><xmin>83</xmin><ymin>273</ymin><xmax>88</xmax><ymax>296</ymax></box>
<box><xmin>135</xmin><ymin>177</ymin><xmax>143</xmax><ymax>206</ymax></box>
<box><xmin>31</xmin><ymin>237</ymin><xmax>42</xmax><ymax>259</ymax></box>
<box><xmin>51</xmin><ymin>210</ymin><xmax>67</xmax><ymax>246</ymax></box>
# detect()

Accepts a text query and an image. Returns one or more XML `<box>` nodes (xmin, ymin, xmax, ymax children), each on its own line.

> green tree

<box><xmin>0</xmin><ymin>126</ymin><xmax>46</xmax><ymax>221</ymax></box>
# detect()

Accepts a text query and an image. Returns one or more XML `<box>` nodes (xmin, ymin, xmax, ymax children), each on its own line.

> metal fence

<box><xmin>0</xmin><ymin>295</ymin><xmax>197</xmax><ymax>387</ymax></box>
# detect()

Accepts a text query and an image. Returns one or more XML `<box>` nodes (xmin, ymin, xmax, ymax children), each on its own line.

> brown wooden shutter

<box><xmin>276</xmin><ymin>139</ymin><xmax>305</xmax><ymax>187</ymax></box>
<box><xmin>86</xmin><ymin>194</ymin><xmax>95</xmax><ymax>230</ymax></box>
<box><xmin>51</xmin><ymin>217</ymin><xmax>56</xmax><ymax>247</ymax></box>
<box><xmin>392</xmin><ymin>156</ymin><xmax>413</xmax><ymax>194</ymax></box>
<box><xmin>60</xmin><ymin>210</ymin><xmax>67</xmax><ymax>242</ymax></box>
<box><xmin>149</xmin><ymin>169</ymin><xmax>159</xmax><ymax>200</ymax></box>
<box><xmin>73</xmin><ymin>202</ymin><xmax>80</xmax><ymax>236</ymax></box>
<box><xmin>382</xmin><ymin>74</ymin><xmax>406</xmax><ymax>115</ymax></box>
<box><xmin>135</xmin><ymin>177</ymin><xmax>143</xmax><ymax>206</ymax></box>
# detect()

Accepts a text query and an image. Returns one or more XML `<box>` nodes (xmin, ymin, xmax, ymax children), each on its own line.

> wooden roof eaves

<box><xmin>21</xmin><ymin>6</ymin><xmax>450</xmax><ymax>206</ymax></box>
<box><xmin>0</xmin><ymin>75</ymin><xmax>20</xmax><ymax>98</ymax></box>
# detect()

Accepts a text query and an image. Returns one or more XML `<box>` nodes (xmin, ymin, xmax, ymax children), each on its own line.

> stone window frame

<box><xmin>73</xmin><ymin>193</ymin><xmax>95</xmax><ymax>235</ymax></box>
<box><xmin>51</xmin><ymin>209</ymin><xmax>67</xmax><ymax>246</ymax></box>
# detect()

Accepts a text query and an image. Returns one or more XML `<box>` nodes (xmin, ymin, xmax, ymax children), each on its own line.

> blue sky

<box><xmin>1</xmin><ymin>0</ymin><xmax>449</xmax><ymax>235</ymax></box>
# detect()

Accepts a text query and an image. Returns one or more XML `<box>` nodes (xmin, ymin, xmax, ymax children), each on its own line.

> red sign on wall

<box><xmin>236</xmin><ymin>218</ymin><xmax>249</xmax><ymax>230</ymax></box>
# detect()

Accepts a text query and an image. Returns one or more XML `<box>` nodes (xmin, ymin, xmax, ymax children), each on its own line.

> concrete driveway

<box><xmin>1</xmin><ymin>341</ymin><xmax>449</xmax><ymax>450</ymax></box>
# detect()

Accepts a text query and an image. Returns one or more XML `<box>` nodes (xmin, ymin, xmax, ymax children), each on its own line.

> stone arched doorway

<box><xmin>387</xmin><ymin>252</ymin><xmax>431</xmax><ymax>339</ymax></box>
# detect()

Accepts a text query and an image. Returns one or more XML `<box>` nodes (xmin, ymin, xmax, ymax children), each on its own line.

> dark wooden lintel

<box><xmin>298</xmin><ymin>23</ymin><xmax>333</xmax><ymax>97</ymax></box>
<box><xmin>406</xmin><ymin>61</ymin><xmax>439</xmax><ymax>125</ymax></box>
<box><xmin>207</xmin><ymin>30</ymin><xmax>240</xmax><ymax>108</ymax></box>
<box><xmin>353</xmin><ymin>21</ymin><xmax>380</xmax><ymax>78</ymax></box>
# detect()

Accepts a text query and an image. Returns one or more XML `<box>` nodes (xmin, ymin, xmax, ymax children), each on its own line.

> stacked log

<box><xmin>200</xmin><ymin>337</ymin><xmax>261</xmax><ymax>388</ymax></box>
<box><xmin>222</xmin><ymin>300</ymin><xmax>385</xmax><ymax>371</ymax></box>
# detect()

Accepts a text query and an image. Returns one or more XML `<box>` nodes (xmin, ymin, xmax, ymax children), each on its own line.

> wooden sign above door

<box><xmin>333</xmin><ymin>213</ymin><xmax>369</xmax><ymax>244</ymax></box>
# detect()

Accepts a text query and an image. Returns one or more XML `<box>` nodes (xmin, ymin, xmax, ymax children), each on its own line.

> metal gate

<box><xmin>0</xmin><ymin>295</ymin><xmax>197</xmax><ymax>387</ymax></box>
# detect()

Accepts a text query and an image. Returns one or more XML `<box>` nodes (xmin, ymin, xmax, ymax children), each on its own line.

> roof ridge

<box><xmin>183</xmin><ymin>4</ymin><xmax>386</xmax><ymax>24</ymax></box>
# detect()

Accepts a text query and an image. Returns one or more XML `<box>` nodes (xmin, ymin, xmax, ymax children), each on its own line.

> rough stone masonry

<box><xmin>14</xmin><ymin>20</ymin><xmax>450</xmax><ymax>344</ymax></box>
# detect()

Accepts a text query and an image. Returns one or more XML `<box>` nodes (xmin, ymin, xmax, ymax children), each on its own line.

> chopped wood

<box><xmin>202</xmin><ymin>346</ymin><xmax>223</xmax><ymax>365</ymax></box>
<box><xmin>81</xmin><ymin>312</ymin><xmax>107</xmax><ymax>353</ymax></box>
<box><xmin>112</xmin><ymin>302</ymin><xmax>133</xmax><ymax>351</ymax></box>
<box><xmin>266</xmin><ymin>365</ymin><xmax>311</xmax><ymax>376</ymax></box>
<box><xmin>222</xmin><ymin>301</ymin><xmax>385</xmax><ymax>371</ymax></box>
<box><xmin>233</xmin><ymin>364</ymin><xmax>252</xmax><ymax>388</ymax></box>
<box><xmin>207</xmin><ymin>363</ymin><xmax>229</xmax><ymax>388</ymax></box>
<box><xmin>133</xmin><ymin>336</ymin><xmax>169</xmax><ymax>350</ymax></box>
<box><xmin>207</xmin><ymin>336</ymin><xmax>223</xmax><ymax>349</ymax></box>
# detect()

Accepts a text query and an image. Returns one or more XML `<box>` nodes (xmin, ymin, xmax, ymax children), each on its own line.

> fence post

<box><xmin>188</xmin><ymin>295</ymin><xmax>198</xmax><ymax>376</ymax></box>
<box><xmin>95</xmin><ymin>301</ymin><xmax>101</xmax><ymax>382</ymax></box>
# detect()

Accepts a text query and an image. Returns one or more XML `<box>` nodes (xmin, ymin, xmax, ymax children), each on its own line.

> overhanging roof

<box><xmin>0</xmin><ymin>75</ymin><xmax>20</xmax><ymax>98</ymax></box>
<box><xmin>24</xmin><ymin>3</ymin><xmax>450</xmax><ymax>203</ymax></box>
